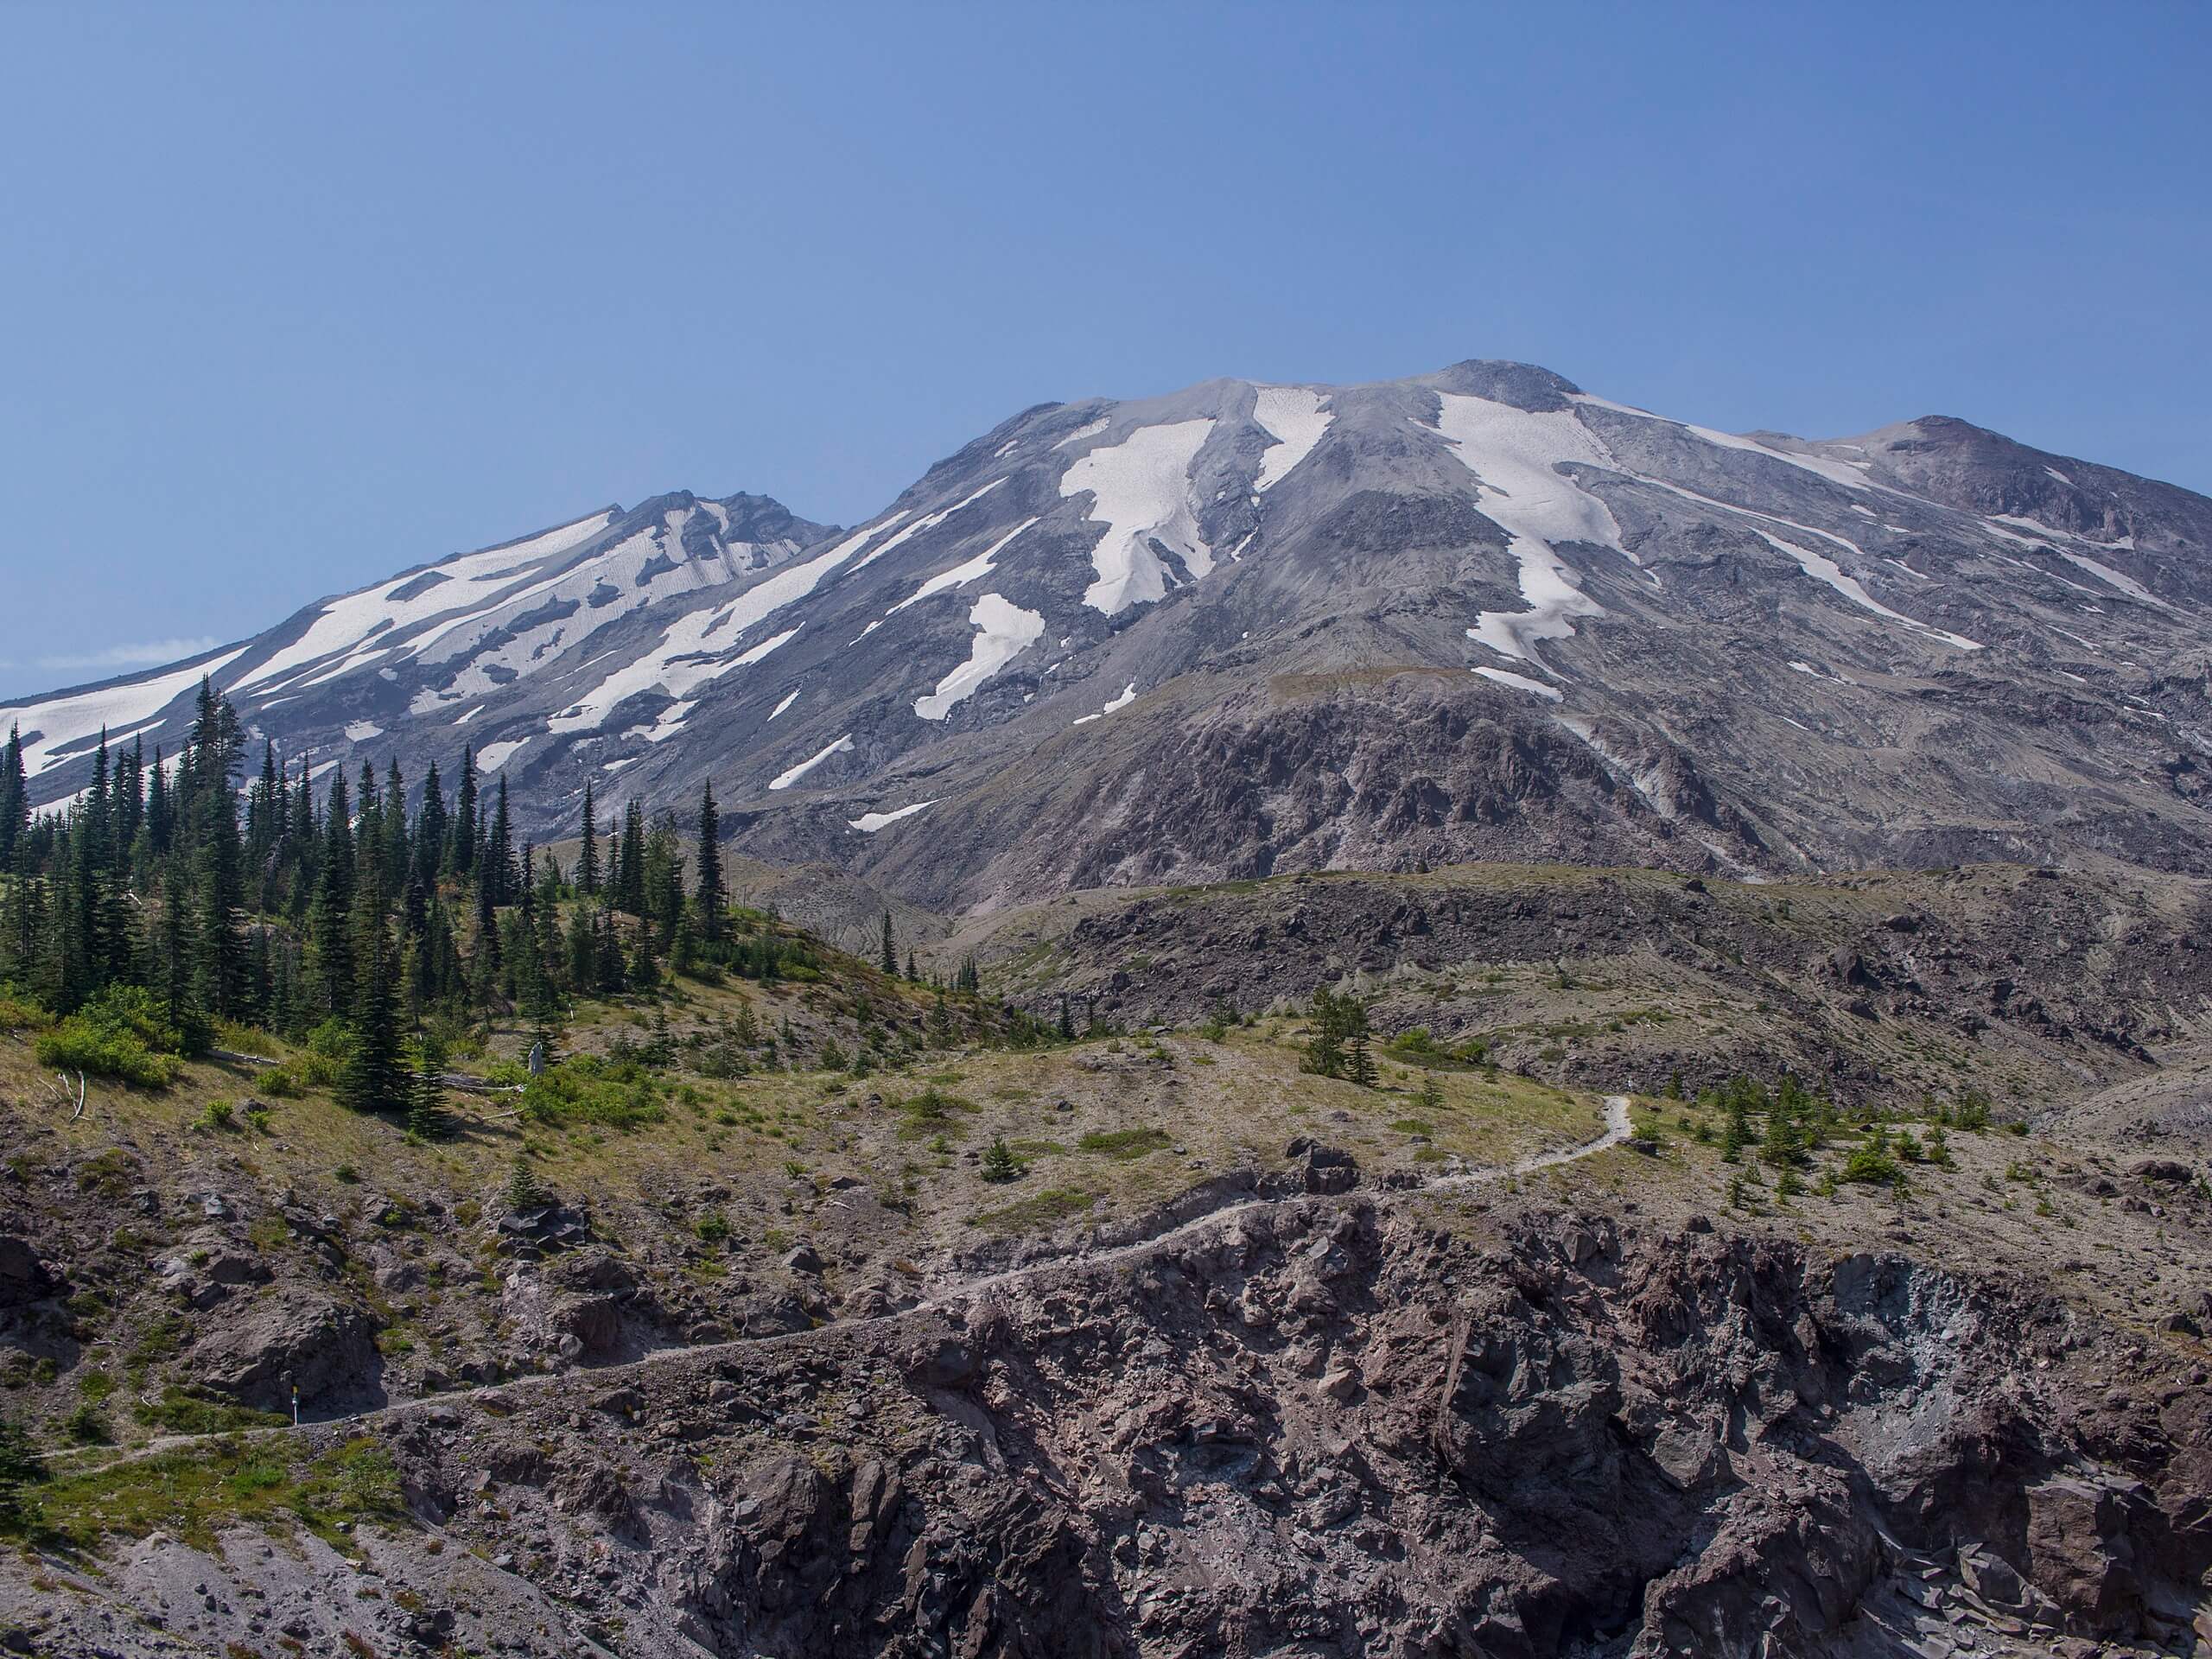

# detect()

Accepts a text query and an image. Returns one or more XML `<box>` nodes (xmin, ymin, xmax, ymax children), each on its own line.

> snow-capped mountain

<box><xmin>10</xmin><ymin>360</ymin><xmax>2210</xmax><ymax>906</ymax></box>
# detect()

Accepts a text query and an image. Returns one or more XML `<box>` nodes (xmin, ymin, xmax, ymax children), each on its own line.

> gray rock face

<box><xmin>189</xmin><ymin>1287</ymin><xmax>380</xmax><ymax>1413</ymax></box>
<box><xmin>10</xmin><ymin>361</ymin><xmax>2212</xmax><ymax>905</ymax></box>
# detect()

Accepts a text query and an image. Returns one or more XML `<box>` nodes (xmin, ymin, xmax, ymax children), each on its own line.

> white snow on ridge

<box><xmin>1052</xmin><ymin>417</ymin><xmax>1109</xmax><ymax>451</ymax></box>
<box><xmin>913</xmin><ymin>594</ymin><xmax>1045</xmax><ymax>720</ymax></box>
<box><xmin>1756</xmin><ymin>531</ymin><xmax>1981</xmax><ymax>650</ymax></box>
<box><xmin>768</xmin><ymin>690</ymin><xmax>798</xmax><ymax>721</ymax></box>
<box><xmin>1250</xmin><ymin>386</ymin><xmax>1332</xmax><ymax>493</ymax></box>
<box><xmin>855</xmin><ymin>478</ymin><xmax>1007</xmax><ymax>570</ymax></box>
<box><xmin>1573</xmin><ymin>393</ymin><xmax>1872</xmax><ymax>493</ymax></box>
<box><xmin>1061</xmin><ymin>419</ymin><xmax>1217</xmax><ymax>614</ymax></box>
<box><xmin>343</xmin><ymin>721</ymin><xmax>385</xmax><ymax>743</ymax></box>
<box><xmin>888</xmin><ymin>517</ymin><xmax>1040</xmax><ymax>614</ymax></box>
<box><xmin>1</xmin><ymin>646</ymin><xmax>250</xmax><ymax>780</ymax></box>
<box><xmin>475</xmin><ymin>738</ymin><xmax>527</xmax><ymax>772</ymax></box>
<box><xmin>1473</xmin><ymin>666</ymin><xmax>1562</xmax><ymax>701</ymax></box>
<box><xmin>2059</xmin><ymin>551</ymin><xmax>2165</xmax><ymax>607</ymax></box>
<box><xmin>235</xmin><ymin>511</ymin><xmax>615</xmax><ymax>693</ymax></box>
<box><xmin>1432</xmin><ymin>393</ymin><xmax>1622</xmax><ymax>666</ymax></box>
<box><xmin>769</xmin><ymin>734</ymin><xmax>854</xmax><ymax>791</ymax></box>
<box><xmin>545</xmin><ymin>531</ymin><xmax>849</xmax><ymax>736</ymax></box>
<box><xmin>1071</xmin><ymin>682</ymin><xmax>1138</xmax><ymax>725</ymax></box>
<box><xmin>849</xmin><ymin>800</ymin><xmax>936</xmax><ymax>833</ymax></box>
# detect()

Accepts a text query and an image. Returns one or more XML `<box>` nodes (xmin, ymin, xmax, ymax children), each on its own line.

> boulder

<box><xmin>191</xmin><ymin>1288</ymin><xmax>379</xmax><ymax>1412</ymax></box>
<box><xmin>0</xmin><ymin>1236</ymin><xmax>55</xmax><ymax>1307</ymax></box>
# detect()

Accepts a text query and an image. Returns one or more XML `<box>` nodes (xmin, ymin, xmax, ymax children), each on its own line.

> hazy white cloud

<box><xmin>33</xmin><ymin>637</ymin><xmax>219</xmax><ymax>673</ymax></box>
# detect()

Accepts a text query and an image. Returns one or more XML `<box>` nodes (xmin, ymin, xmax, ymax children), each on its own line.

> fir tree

<box><xmin>340</xmin><ymin>856</ymin><xmax>404</xmax><ymax>1115</ymax></box>
<box><xmin>614</xmin><ymin>799</ymin><xmax>646</xmax><ymax>916</ymax></box>
<box><xmin>692</xmin><ymin>779</ymin><xmax>721</xmax><ymax>942</ymax></box>
<box><xmin>413</xmin><ymin>760</ymin><xmax>447</xmax><ymax>889</ymax></box>
<box><xmin>484</xmin><ymin>776</ymin><xmax>515</xmax><ymax>907</ymax></box>
<box><xmin>0</xmin><ymin>724</ymin><xmax>27</xmax><ymax>872</ymax></box>
<box><xmin>880</xmin><ymin>911</ymin><xmax>897</xmax><ymax>976</ymax></box>
<box><xmin>404</xmin><ymin>1032</ymin><xmax>448</xmax><ymax>1141</ymax></box>
<box><xmin>575</xmin><ymin>777</ymin><xmax>600</xmax><ymax>895</ymax></box>
<box><xmin>449</xmin><ymin>747</ymin><xmax>478</xmax><ymax>876</ymax></box>
<box><xmin>980</xmin><ymin>1136</ymin><xmax>1024</xmax><ymax>1184</ymax></box>
<box><xmin>309</xmin><ymin>770</ymin><xmax>355</xmax><ymax>1017</ymax></box>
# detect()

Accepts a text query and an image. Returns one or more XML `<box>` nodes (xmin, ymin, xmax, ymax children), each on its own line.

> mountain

<box><xmin>9</xmin><ymin>360</ymin><xmax>2210</xmax><ymax>906</ymax></box>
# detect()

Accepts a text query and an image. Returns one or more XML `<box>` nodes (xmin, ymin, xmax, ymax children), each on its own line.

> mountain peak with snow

<box><xmin>8</xmin><ymin>359</ymin><xmax>2210</xmax><ymax>904</ymax></box>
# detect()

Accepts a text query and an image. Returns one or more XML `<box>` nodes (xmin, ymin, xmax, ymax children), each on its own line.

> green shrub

<box><xmin>519</xmin><ymin>1055</ymin><xmax>664</xmax><ymax>1130</ymax></box>
<box><xmin>0</xmin><ymin>994</ymin><xmax>54</xmax><ymax>1034</ymax></box>
<box><xmin>197</xmin><ymin>1100</ymin><xmax>236</xmax><ymax>1132</ymax></box>
<box><xmin>35</xmin><ymin>985</ymin><xmax>200</xmax><ymax>1087</ymax></box>
<box><xmin>1075</xmin><ymin>1127</ymin><xmax>1171</xmax><ymax>1160</ymax></box>
<box><xmin>981</xmin><ymin>1137</ymin><xmax>1026</xmax><ymax>1184</ymax></box>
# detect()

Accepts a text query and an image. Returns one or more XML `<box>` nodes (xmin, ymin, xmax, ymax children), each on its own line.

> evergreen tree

<box><xmin>0</xmin><ymin>724</ymin><xmax>26</xmax><ymax>871</ymax></box>
<box><xmin>413</xmin><ymin>760</ymin><xmax>447</xmax><ymax>890</ymax></box>
<box><xmin>692</xmin><ymin>779</ymin><xmax>721</xmax><ymax>942</ymax></box>
<box><xmin>0</xmin><ymin>1411</ymin><xmax>45</xmax><ymax>1531</ymax></box>
<box><xmin>575</xmin><ymin>777</ymin><xmax>600</xmax><ymax>895</ymax></box>
<box><xmin>191</xmin><ymin>736</ymin><xmax>247</xmax><ymax>1018</ymax></box>
<box><xmin>144</xmin><ymin>744</ymin><xmax>172</xmax><ymax>859</ymax></box>
<box><xmin>340</xmin><ymin>857</ymin><xmax>404</xmax><ymax>1115</ymax></box>
<box><xmin>309</xmin><ymin>770</ymin><xmax>356</xmax><ymax>1017</ymax></box>
<box><xmin>404</xmin><ymin>1032</ymin><xmax>448</xmax><ymax>1141</ymax></box>
<box><xmin>880</xmin><ymin>911</ymin><xmax>897</xmax><ymax>976</ymax></box>
<box><xmin>614</xmin><ymin>799</ymin><xmax>646</xmax><ymax>916</ymax></box>
<box><xmin>484</xmin><ymin>776</ymin><xmax>515</xmax><ymax>906</ymax></box>
<box><xmin>449</xmin><ymin>747</ymin><xmax>478</xmax><ymax>877</ymax></box>
<box><xmin>980</xmin><ymin>1136</ymin><xmax>1024</xmax><ymax>1184</ymax></box>
<box><xmin>1058</xmin><ymin>994</ymin><xmax>1075</xmax><ymax>1040</ymax></box>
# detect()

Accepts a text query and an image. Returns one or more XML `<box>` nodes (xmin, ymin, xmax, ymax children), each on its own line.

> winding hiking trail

<box><xmin>52</xmin><ymin>1095</ymin><xmax>1635</xmax><ymax>1472</ymax></box>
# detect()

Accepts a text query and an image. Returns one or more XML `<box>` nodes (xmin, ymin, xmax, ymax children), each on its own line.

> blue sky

<box><xmin>2</xmin><ymin>2</ymin><xmax>2205</xmax><ymax>691</ymax></box>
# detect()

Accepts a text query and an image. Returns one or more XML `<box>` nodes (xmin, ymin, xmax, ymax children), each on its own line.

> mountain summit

<box><xmin>9</xmin><ymin>359</ymin><xmax>2209</xmax><ymax>905</ymax></box>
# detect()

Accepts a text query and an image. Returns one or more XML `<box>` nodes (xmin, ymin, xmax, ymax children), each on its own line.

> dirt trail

<box><xmin>52</xmin><ymin>1096</ymin><xmax>1636</xmax><ymax>1471</ymax></box>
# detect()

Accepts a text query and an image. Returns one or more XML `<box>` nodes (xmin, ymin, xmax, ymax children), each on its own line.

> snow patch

<box><xmin>855</xmin><ymin>478</ymin><xmax>1007</xmax><ymax>570</ymax></box>
<box><xmin>1755</xmin><ymin>531</ymin><xmax>1981</xmax><ymax>650</ymax></box>
<box><xmin>849</xmin><ymin>800</ymin><xmax>936</xmax><ymax>833</ymax></box>
<box><xmin>1473</xmin><ymin>666</ymin><xmax>1562</xmax><ymax>701</ymax></box>
<box><xmin>887</xmin><ymin>518</ymin><xmax>1040</xmax><ymax>614</ymax></box>
<box><xmin>475</xmin><ymin>738</ymin><xmax>527</xmax><ymax>772</ymax></box>
<box><xmin>1432</xmin><ymin>393</ymin><xmax>1622</xmax><ymax>665</ymax></box>
<box><xmin>343</xmin><ymin>721</ymin><xmax>385</xmax><ymax>743</ymax></box>
<box><xmin>1250</xmin><ymin>386</ymin><xmax>1332</xmax><ymax>492</ymax></box>
<box><xmin>1071</xmin><ymin>682</ymin><xmax>1138</xmax><ymax>725</ymax></box>
<box><xmin>768</xmin><ymin>734</ymin><xmax>854</xmax><ymax>791</ymax></box>
<box><xmin>768</xmin><ymin>690</ymin><xmax>798</xmax><ymax>721</ymax></box>
<box><xmin>0</xmin><ymin>646</ymin><xmax>251</xmax><ymax>780</ymax></box>
<box><xmin>913</xmin><ymin>594</ymin><xmax>1045</xmax><ymax>720</ymax></box>
<box><xmin>1060</xmin><ymin>419</ymin><xmax>1217</xmax><ymax>614</ymax></box>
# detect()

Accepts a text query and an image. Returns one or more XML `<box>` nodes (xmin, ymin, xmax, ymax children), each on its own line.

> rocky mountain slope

<box><xmin>9</xmin><ymin>361</ymin><xmax>2210</xmax><ymax>907</ymax></box>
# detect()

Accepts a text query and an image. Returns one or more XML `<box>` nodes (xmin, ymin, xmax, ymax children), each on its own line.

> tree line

<box><xmin>0</xmin><ymin>680</ymin><xmax>751</xmax><ymax>1116</ymax></box>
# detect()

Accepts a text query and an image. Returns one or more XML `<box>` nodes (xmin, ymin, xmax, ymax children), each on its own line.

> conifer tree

<box><xmin>485</xmin><ymin>776</ymin><xmax>515</xmax><ymax>906</ymax></box>
<box><xmin>310</xmin><ymin>770</ymin><xmax>356</xmax><ymax>1017</ymax></box>
<box><xmin>413</xmin><ymin>760</ymin><xmax>447</xmax><ymax>890</ymax></box>
<box><xmin>0</xmin><ymin>724</ymin><xmax>26</xmax><ymax>871</ymax></box>
<box><xmin>614</xmin><ymin>799</ymin><xmax>646</xmax><ymax>916</ymax></box>
<box><xmin>576</xmin><ymin>777</ymin><xmax>600</xmax><ymax>895</ymax></box>
<box><xmin>340</xmin><ymin>852</ymin><xmax>404</xmax><ymax>1114</ymax></box>
<box><xmin>449</xmin><ymin>747</ymin><xmax>478</xmax><ymax>876</ymax></box>
<box><xmin>692</xmin><ymin>779</ymin><xmax>721</xmax><ymax>942</ymax></box>
<box><xmin>880</xmin><ymin>911</ymin><xmax>897</xmax><ymax>976</ymax></box>
<box><xmin>404</xmin><ymin>1032</ymin><xmax>448</xmax><ymax>1141</ymax></box>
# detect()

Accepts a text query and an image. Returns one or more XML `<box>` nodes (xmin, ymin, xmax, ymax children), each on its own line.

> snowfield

<box><xmin>1061</xmin><ymin>419</ymin><xmax>1217</xmax><ymax>614</ymax></box>
<box><xmin>1249</xmin><ymin>386</ymin><xmax>1332</xmax><ymax>493</ymax></box>
<box><xmin>769</xmin><ymin>733</ymin><xmax>855</xmax><ymax>791</ymax></box>
<box><xmin>0</xmin><ymin>646</ymin><xmax>249</xmax><ymax>779</ymax></box>
<box><xmin>849</xmin><ymin>800</ymin><xmax>936</xmax><ymax>833</ymax></box>
<box><xmin>913</xmin><ymin>594</ymin><xmax>1046</xmax><ymax>720</ymax></box>
<box><xmin>1432</xmin><ymin>393</ymin><xmax>1622</xmax><ymax>666</ymax></box>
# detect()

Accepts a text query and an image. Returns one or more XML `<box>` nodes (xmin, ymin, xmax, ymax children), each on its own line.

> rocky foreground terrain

<box><xmin>3</xmin><ymin>862</ymin><xmax>2209</xmax><ymax>1657</ymax></box>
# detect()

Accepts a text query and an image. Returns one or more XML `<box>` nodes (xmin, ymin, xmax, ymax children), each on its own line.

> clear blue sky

<box><xmin>3</xmin><ymin>2</ymin><xmax>2206</xmax><ymax>691</ymax></box>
